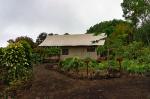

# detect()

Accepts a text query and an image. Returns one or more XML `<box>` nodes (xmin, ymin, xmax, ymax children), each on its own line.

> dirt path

<box><xmin>19</xmin><ymin>64</ymin><xmax>150</xmax><ymax>99</ymax></box>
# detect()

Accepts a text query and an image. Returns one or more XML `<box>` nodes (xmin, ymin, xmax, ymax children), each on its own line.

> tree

<box><xmin>7</xmin><ymin>39</ymin><xmax>15</xmax><ymax>43</ymax></box>
<box><xmin>136</xmin><ymin>21</ymin><xmax>150</xmax><ymax>45</ymax></box>
<box><xmin>64</xmin><ymin>33</ymin><xmax>70</xmax><ymax>35</ymax></box>
<box><xmin>8</xmin><ymin>36</ymin><xmax>35</xmax><ymax>48</ymax></box>
<box><xmin>36</xmin><ymin>32</ymin><xmax>47</xmax><ymax>45</ymax></box>
<box><xmin>86</xmin><ymin>19</ymin><xmax>130</xmax><ymax>36</ymax></box>
<box><xmin>121</xmin><ymin>0</ymin><xmax>150</xmax><ymax>27</ymax></box>
<box><xmin>48</xmin><ymin>33</ymin><xmax>54</xmax><ymax>36</ymax></box>
<box><xmin>15</xmin><ymin>36</ymin><xmax>35</xmax><ymax>48</ymax></box>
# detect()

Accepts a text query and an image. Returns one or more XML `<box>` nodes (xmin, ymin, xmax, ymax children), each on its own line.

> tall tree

<box><xmin>36</xmin><ymin>32</ymin><xmax>47</xmax><ymax>45</ymax></box>
<box><xmin>86</xmin><ymin>19</ymin><xmax>131</xmax><ymax>36</ymax></box>
<box><xmin>7</xmin><ymin>39</ymin><xmax>15</xmax><ymax>43</ymax></box>
<box><xmin>15</xmin><ymin>36</ymin><xmax>35</xmax><ymax>48</ymax></box>
<box><xmin>136</xmin><ymin>21</ymin><xmax>150</xmax><ymax>45</ymax></box>
<box><xmin>121</xmin><ymin>0</ymin><xmax>150</xmax><ymax>27</ymax></box>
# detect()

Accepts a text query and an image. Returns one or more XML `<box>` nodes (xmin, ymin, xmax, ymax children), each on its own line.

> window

<box><xmin>87</xmin><ymin>47</ymin><xmax>95</xmax><ymax>52</ymax></box>
<box><xmin>62</xmin><ymin>49</ymin><xmax>69</xmax><ymax>55</ymax></box>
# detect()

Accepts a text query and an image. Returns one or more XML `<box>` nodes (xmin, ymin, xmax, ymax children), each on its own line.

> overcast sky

<box><xmin>0</xmin><ymin>0</ymin><xmax>123</xmax><ymax>47</ymax></box>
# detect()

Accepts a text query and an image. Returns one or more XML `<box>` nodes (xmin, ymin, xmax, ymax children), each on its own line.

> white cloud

<box><xmin>0</xmin><ymin>0</ymin><xmax>123</xmax><ymax>47</ymax></box>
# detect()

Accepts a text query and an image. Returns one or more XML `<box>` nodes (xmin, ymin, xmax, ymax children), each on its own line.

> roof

<box><xmin>39</xmin><ymin>33</ymin><xmax>107</xmax><ymax>46</ymax></box>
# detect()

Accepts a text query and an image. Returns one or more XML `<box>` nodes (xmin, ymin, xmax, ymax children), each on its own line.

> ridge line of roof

<box><xmin>46</xmin><ymin>33</ymin><xmax>106</xmax><ymax>37</ymax></box>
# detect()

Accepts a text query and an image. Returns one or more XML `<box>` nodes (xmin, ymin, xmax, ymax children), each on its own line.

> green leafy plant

<box><xmin>45</xmin><ymin>47</ymin><xmax>61</xmax><ymax>56</ymax></box>
<box><xmin>59</xmin><ymin>57</ymin><xmax>84</xmax><ymax>73</ymax></box>
<box><xmin>122</xmin><ymin>59</ymin><xmax>147</xmax><ymax>74</ymax></box>
<box><xmin>3</xmin><ymin>42</ymin><xmax>33</xmax><ymax>84</ymax></box>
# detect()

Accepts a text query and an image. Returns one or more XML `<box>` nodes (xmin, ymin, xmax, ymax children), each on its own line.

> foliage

<box><xmin>18</xmin><ymin>41</ymin><xmax>32</xmax><ymax>68</ymax></box>
<box><xmin>107</xmin><ymin>60</ymin><xmax>119</xmax><ymax>70</ymax></box>
<box><xmin>0</xmin><ymin>48</ymin><xmax>5</xmax><ymax>81</ymax></box>
<box><xmin>45</xmin><ymin>47</ymin><xmax>61</xmax><ymax>56</ymax></box>
<box><xmin>7</xmin><ymin>39</ymin><xmax>15</xmax><ymax>43</ymax></box>
<box><xmin>59</xmin><ymin>57</ymin><xmax>84</xmax><ymax>72</ymax></box>
<box><xmin>122</xmin><ymin>59</ymin><xmax>149</xmax><ymax>74</ymax></box>
<box><xmin>88</xmin><ymin>58</ymin><xmax>99</xmax><ymax>68</ymax></box>
<box><xmin>36</xmin><ymin>32</ymin><xmax>47</xmax><ymax>45</ymax></box>
<box><xmin>86</xmin><ymin>58</ymin><xmax>108</xmax><ymax>70</ymax></box>
<box><xmin>2</xmin><ymin>42</ymin><xmax>33</xmax><ymax>84</ymax></box>
<box><xmin>98</xmin><ymin>62</ymin><xmax>108</xmax><ymax>70</ymax></box>
<box><xmin>136</xmin><ymin>21</ymin><xmax>150</xmax><ymax>45</ymax></box>
<box><xmin>7</xmin><ymin>36</ymin><xmax>36</xmax><ymax>48</ymax></box>
<box><xmin>122</xmin><ymin>41</ymin><xmax>143</xmax><ymax>59</ymax></box>
<box><xmin>0</xmin><ymin>48</ymin><xmax>4</xmax><ymax>66</ymax></box>
<box><xmin>121</xmin><ymin>0</ymin><xmax>150</xmax><ymax>26</ymax></box>
<box><xmin>32</xmin><ymin>47</ymin><xmax>60</xmax><ymax>63</ymax></box>
<box><xmin>138</xmin><ymin>47</ymin><xmax>150</xmax><ymax>64</ymax></box>
<box><xmin>96</xmin><ymin>45</ymin><xmax>107</xmax><ymax>56</ymax></box>
<box><xmin>86</xmin><ymin>19</ymin><xmax>131</xmax><ymax>36</ymax></box>
<box><xmin>15</xmin><ymin>36</ymin><xmax>35</xmax><ymax>48</ymax></box>
<box><xmin>64</xmin><ymin>33</ymin><xmax>70</xmax><ymax>35</ymax></box>
<box><xmin>31</xmin><ymin>53</ymin><xmax>44</xmax><ymax>64</ymax></box>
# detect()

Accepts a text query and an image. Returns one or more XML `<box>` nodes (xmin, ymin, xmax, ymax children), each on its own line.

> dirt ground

<box><xmin>18</xmin><ymin>64</ymin><xmax>150</xmax><ymax>99</ymax></box>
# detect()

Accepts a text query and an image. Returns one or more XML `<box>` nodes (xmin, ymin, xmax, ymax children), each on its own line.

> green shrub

<box><xmin>31</xmin><ymin>53</ymin><xmax>43</xmax><ymax>64</ymax></box>
<box><xmin>0</xmin><ymin>48</ymin><xmax>4</xmax><ymax>66</ymax></box>
<box><xmin>32</xmin><ymin>47</ymin><xmax>46</xmax><ymax>63</ymax></box>
<box><xmin>138</xmin><ymin>47</ymin><xmax>150</xmax><ymax>64</ymax></box>
<box><xmin>122</xmin><ymin>59</ymin><xmax>146</xmax><ymax>74</ymax></box>
<box><xmin>3</xmin><ymin>42</ymin><xmax>32</xmax><ymax>84</ymax></box>
<box><xmin>18</xmin><ymin>41</ymin><xmax>32</xmax><ymax>68</ymax></box>
<box><xmin>99</xmin><ymin>62</ymin><xmax>109</xmax><ymax>70</ymax></box>
<box><xmin>97</xmin><ymin>45</ymin><xmax>107</xmax><ymax>56</ymax></box>
<box><xmin>123</xmin><ymin>41</ymin><xmax>143</xmax><ymax>59</ymax></box>
<box><xmin>45</xmin><ymin>47</ymin><xmax>61</xmax><ymax>56</ymax></box>
<box><xmin>107</xmin><ymin>60</ymin><xmax>119</xmax><ymax>70</ymax></box>
<box><xmin>88</xmin><ymin>59</ymin><xmax>99</xmax><ymax>69</ymax></box>
<box><xmin>59</xmin><ymin>57</ymin><xmax>84</xmax><ymax>72</ymax></box>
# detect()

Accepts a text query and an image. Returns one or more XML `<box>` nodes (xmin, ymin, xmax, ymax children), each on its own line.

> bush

<box><xmin>45</xmin><ymin>47</ymin><xmax>61</xmax><ymax>56</ymax></box>
<box><xmin>97</xmin><ymin>45</ymin><xmax>107</xmax><ymax>56</ymax></box>
<box><xmin>0</xmin><ymin>48</ymin><xmax>5</xmax><ymax>82</ymax></box>
<box><xmin>122</xmin><ymin>59</ymin><xmax>146</xmax><ymax>74</ymax></box>
<box><xmin>0</xmin><ymin>48</ymin><xmax>4</xmax><ymax>66</ymax></box>
<box><xmin>138</xmin><ymin>47</ymin><xmax>150</xmax><ymax>64</ymax></box>
<box><xmin>59</xmin><ymin>57</ymin><xmax>84</xmax><ymax>72</ymax></box>
<box><xmin>3</xmin><ymin>42</ymin><xmax>33</xmax><ymax>84</ymax></box>
<box><xmin>88</xmin><ymin>59</ymin><xmax>99</xmax><ymax>69</ymax></box>
<box><xmin>31</xmin><ymin>53</ymin><xmax>43</xmax><ymax>64</ymax></box>
<box><xmin>18</xmin><ymin>41</ymin><xmax>32</xmax><ymax>68</ymax></box>
<box><xmin>32</xmin><ymin>47</ymin><xmax>46</xmax><ymax>63</ymax></box>
<box><xmin>60</xmin><ymin>57</ymin><xmax>111</xmax><ymax>72</ymax></box>
<box><xmin>122</xmin><ymin>41</ymin><xmax>143</xmax><ymax>59</ymax></box>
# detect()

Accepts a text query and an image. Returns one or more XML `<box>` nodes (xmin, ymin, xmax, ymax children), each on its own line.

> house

<box><xmin>39</xmin><ymin>33</ymin><xmax>107</xmax><ymax>60</ymax></box>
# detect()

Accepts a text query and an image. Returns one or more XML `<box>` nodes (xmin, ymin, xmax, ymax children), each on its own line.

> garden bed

<box><xmin>45</xmin><ymin>64</ymin><xmax>123</xmax><ymax>80</ymax></box>
<box><xmin>17</xmin><ymin>64</ymin><xmax>150</xmax><ymax>99</ymax></box>
<box><xmin>45</xmin><ymin>62</ymin><xmax>148</xmax><ymax>80</ymax></box>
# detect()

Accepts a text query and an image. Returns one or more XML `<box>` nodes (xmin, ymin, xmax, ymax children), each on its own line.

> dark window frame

<box><xmin>87</xmin><ymin>46</ymin><xmax>95</xmax><ymax>52</ymax></box>
<box><xmin>62</xmin><ymin>48</ymin><xmax>69</xmax><ymax>55</ymax></box>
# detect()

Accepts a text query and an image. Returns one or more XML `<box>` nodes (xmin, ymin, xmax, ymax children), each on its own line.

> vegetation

<box><xmin>7</xmin><ymin>36</ymin><xmax>36</xmax><ymax>49</ymax></box>
<box><xmin>45</xmin><ymin>47</ymin><xmax>61</xmax><ymax>56</ymax></box>
<box><xmin>0</xmin><ymin>41</ymin><xmax>33</xmax><ymax>98</ymax></box>
<box><xmin>59</xmin><ymin>57</ymin><xmax>84</xmax><ymax>73</ymax></box>
<box><xmin>121</xmin><ymin>0</ymin><xmax>150</xmax><ymax>26</ymax></box>
<box><xmin>0</xmin><ymin>0</ymin><xmax>150</xmax><ymax>97</ymax></box>
<box><xmin>36</xmin><ymin>32</ymin><xmax>47</xmax><ymax>45</ymax></box>
<box><xmin>1</xmin><ymin>41</ymin><xmax>33</xmax><ymax>84</ymax></box>
<box><xmin>84</xmin><ymin>0</ymin><xmax>150</xmax><ymax>76</ymax></box>
<box><xmin>87</xmin><ymin>19</ymin><xmax>132</xmax><ymax>36</ymax></box>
